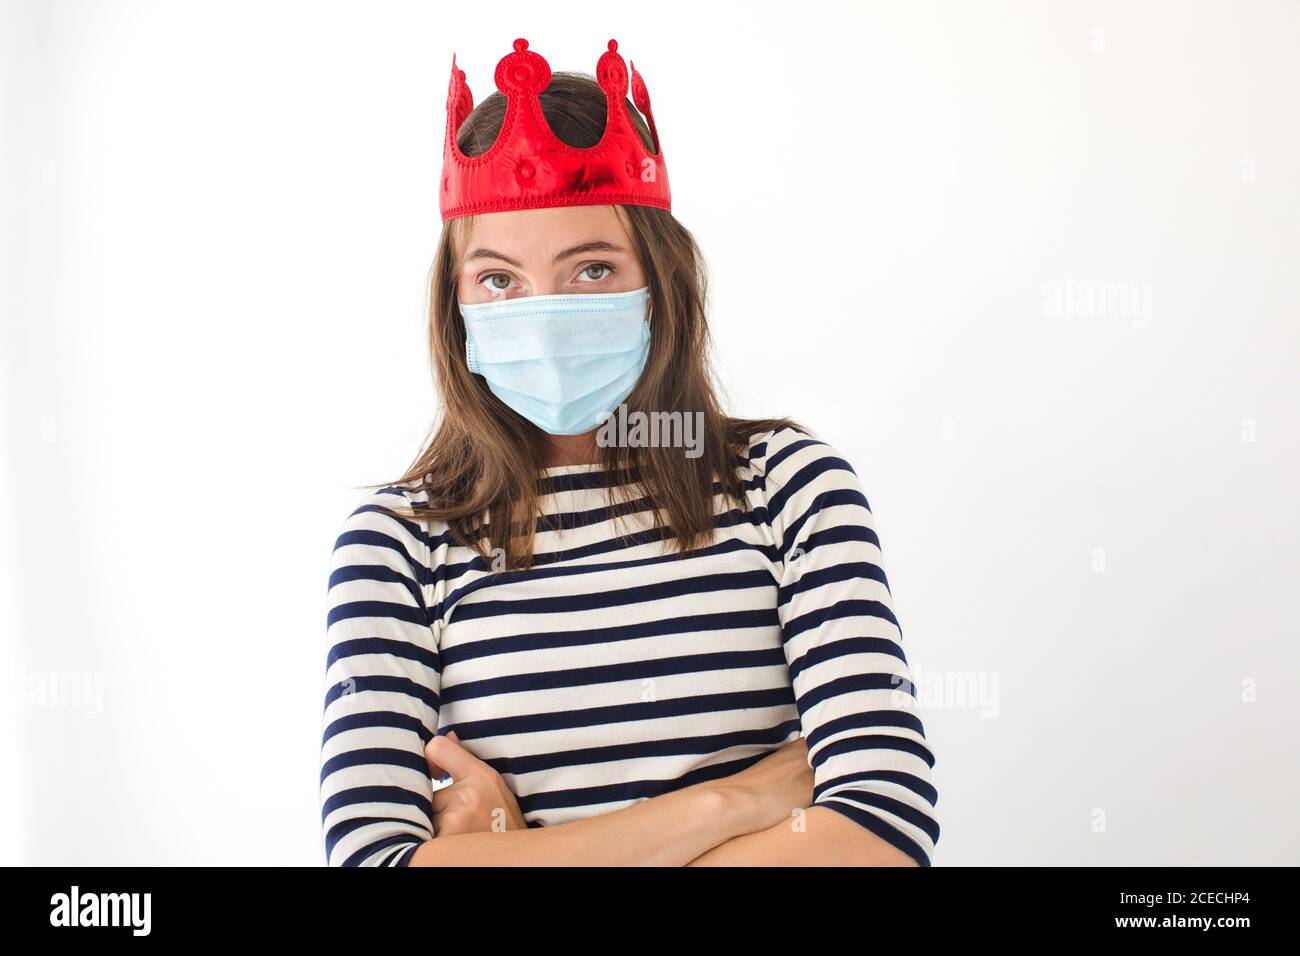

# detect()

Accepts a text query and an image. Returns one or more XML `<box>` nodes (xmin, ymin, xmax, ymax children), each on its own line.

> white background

<box><xmin>2</xmin><ymin>0</ymin><xmax>1297</xmax><ymax>865</ymax></box>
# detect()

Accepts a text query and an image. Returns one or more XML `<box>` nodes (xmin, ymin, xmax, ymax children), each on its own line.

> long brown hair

<box><xmin>371</xmin><ymin>71</ymin><xmax>801</xmax><ymax>568</ymax></box>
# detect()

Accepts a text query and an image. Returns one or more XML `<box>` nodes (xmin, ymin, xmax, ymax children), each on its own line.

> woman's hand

<box><xmin>424</xmin><ymin>730</ymin><xmax>528</xmax><ymax>836</ymax></box>
<box><xmin>712</xmin><ymin>736</ymin><xmax>816</xmax><ymax>833</ymax></box>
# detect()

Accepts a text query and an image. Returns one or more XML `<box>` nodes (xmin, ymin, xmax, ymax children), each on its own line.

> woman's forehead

<box><xmin>458</xmin><ymin>205</ymin><xmax>630</xmax><ymax>260</ymax></box>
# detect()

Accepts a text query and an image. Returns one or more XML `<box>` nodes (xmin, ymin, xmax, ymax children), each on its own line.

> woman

<box><xmin>319</xmin><ymin>38</ymin><xmax>939</xmax><ymax>866</ymax></box>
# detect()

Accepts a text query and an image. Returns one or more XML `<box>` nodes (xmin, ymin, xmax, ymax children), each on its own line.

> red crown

<box><xmin>440</xmin><ymin>38</ymin><xmax>671</xmax><ymax>221</ymax></box>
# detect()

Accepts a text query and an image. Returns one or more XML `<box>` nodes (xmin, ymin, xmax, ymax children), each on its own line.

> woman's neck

<box><xmin>543</xmin><ymin>430</ymin><xmax>601</xmax><ymax>467</ymax></box>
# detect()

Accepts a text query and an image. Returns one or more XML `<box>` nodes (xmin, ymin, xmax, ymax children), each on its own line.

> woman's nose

<box><xmin>528</xmin><ymin>277</ymin><xmax>562</xmax><ymax>296</ymax></box>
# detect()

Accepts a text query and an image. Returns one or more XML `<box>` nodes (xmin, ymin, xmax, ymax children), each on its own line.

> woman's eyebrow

<box><xmin>463</xmin><ymin>240</ymin><xmax>627</xmax><ymax>269</ymax></box>
<box><xmin>551</xmin><ymin>240</ymin><xmax>627</xmax><ymax>264</ymax></box>
<box><xmin>463</xmin><ymin>248</ymin><xmax>524</xmax><ymax>267</ymax></box>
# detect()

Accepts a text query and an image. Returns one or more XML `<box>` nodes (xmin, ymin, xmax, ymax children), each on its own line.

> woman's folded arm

<box><xmin>707</xmin><ymin>426</ymin><xmax>941</xmax><ymax>867</ymax></box>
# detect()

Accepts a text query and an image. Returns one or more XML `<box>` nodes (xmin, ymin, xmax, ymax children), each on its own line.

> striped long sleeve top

<box><xmin>319</xmin><ymin>425</ymin><xmax>940</xmax><ymax>866</ymax></box>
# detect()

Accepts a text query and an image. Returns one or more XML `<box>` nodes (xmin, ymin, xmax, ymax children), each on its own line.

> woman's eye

<box><xmin>578</xmin><ymin>263</ymin><xmax>613</xmax><ymax>282</ymax></box>
<box><xmin>480</xmin><ymin>273</ymin><xmax>514</xmax><ymax>294</ymax></box>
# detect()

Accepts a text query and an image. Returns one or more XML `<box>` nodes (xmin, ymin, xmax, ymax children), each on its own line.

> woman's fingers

<box><xmin>424</xmin><ymin>735</ymin><xmax>450</xmax><ymax>781</ymax></box>
<box><xmin>424</xmin><ymin>731</ymin><xmax>481</xmax><ymax>784</ymax></box>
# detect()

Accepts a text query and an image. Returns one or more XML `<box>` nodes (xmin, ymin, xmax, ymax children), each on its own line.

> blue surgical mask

<box><xmin>460</xmin><ymin>286</ymin><xmax>652</xmax><ymax>435</ymax></box>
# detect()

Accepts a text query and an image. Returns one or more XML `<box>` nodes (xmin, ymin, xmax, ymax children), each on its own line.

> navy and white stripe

<box><xmin>319</xmin><ymin>426</ymin><xmax>940</xmax><ymax>866</ymax></box>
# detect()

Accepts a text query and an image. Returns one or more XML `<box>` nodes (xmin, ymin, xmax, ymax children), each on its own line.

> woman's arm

<box><xmin>685</xmin><ymin>806</ymin><xmax>918</xmax><ymax>866</ymax></box>
<box><xmin>407</xmin><ymin>781</ymin><xmax>753</xmax><ymax>866</ymax></box>
<box><xmin>416</xmin><ymin>712</ymin><xmax>913</xmax><ymax>866</ymax></box>
<box><xmin>708</xmin><ymin>427</ymin><xmax>941</xmax><ymax>867</ymax></box>
<box><xmin>321</xmin><ymin>490</ymin><xmax>445</xmax><ymax>866</ymax></box>
<box><xmin>411</xmin><ymin>726</ymin><xmax>814</xmax><ymax>866</ymax></box>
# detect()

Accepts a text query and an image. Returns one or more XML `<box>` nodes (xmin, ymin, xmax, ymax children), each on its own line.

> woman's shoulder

<box><xmin>737</xmin><ymin>421</ymin><xmax>877</xmax><ymax>527</ymax></box>
<box><xmin>740</xmin><ymin>422</ymin><xmax>859</xmax><ymax>487</ymax></box>
<box><xmin>339</xmin><ymin>479</ymin><xmax>434</xmax><ymax>519</ymax></box>
<box><xmin>331</xmin><ymin>480</ymin><xmax>446</xmax><ymax>563</ymax></box>
<box><xmin>735</xmin><ymin>422</ymin><xmax>882</xmax><ymax>554</ymax></box>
